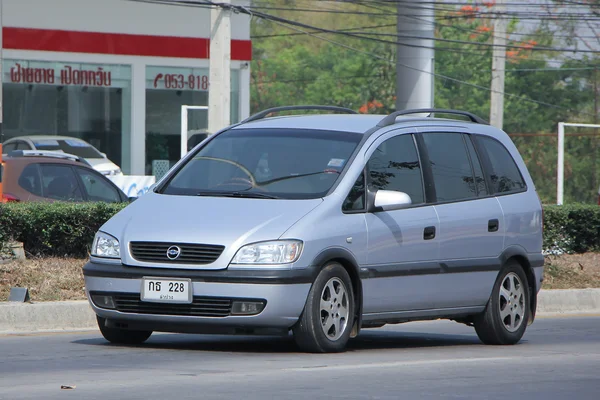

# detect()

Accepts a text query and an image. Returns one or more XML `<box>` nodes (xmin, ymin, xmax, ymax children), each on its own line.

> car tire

<box><xmin>293</xmin><ymin>262</ymin><xmax>355</xmax><ymax>353</ymax></box>
<box><xmin>474</xmin><ymin>261</ymin><xmax>530</xmax><ymax>345</ymax></box>
<box><xmin>96</xmin><ymin>316</ymin><xmax>152</xmax><ymax>345</ymax></box>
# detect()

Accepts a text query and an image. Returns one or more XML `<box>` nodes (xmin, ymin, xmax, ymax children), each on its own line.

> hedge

<box><xmin>0</xmin><ymin>202</ymin><xmax>128</xmax><ymax>258</ymax></box>
<box><xmin>0</xmin><ymin>202</ymin><xmax>599</xmax><ymax>259</ymax></box>
<box><xmin>542</xmin><ymin>204</ymin><xmax>600</xmax><ymax>254</ymax></box>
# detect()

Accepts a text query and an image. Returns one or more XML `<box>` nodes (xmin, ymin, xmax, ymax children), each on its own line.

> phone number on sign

<box><xmin>163</xmin><ymin>74</ymin><xmax>209</xmax><ymax>90</ymax></box>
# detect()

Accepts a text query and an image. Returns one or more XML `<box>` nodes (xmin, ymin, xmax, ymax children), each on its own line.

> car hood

<box><xmin>85</xmin><ymin>158</ymin><xmax>121</xmax><ymax>174</ymax></box>
<box><xmin>101</xmin><ymin>192</ymin><xmax>323</xmax><ymax>269</ymax></box>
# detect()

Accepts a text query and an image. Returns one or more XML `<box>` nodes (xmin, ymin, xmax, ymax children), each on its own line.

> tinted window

<box><xmin>343</xmin><ymin>172</ymin><xmax>366</xmax><ymax>212</ymax></box>
<box><xmin>2</xmin><ymin>143</ymin><xmax>16</xmax><ymax>153</ymax></box>
<box><xmin>465</xmin><ymin>136</ymin><xmax>488</xmax><ymax>196</ymax></box>
<box><xmin>40</xmin><ymin>164</ymin><xmax>83</xmax><ymax>201</ymax></box>
<box><xmin>163</xmin><ymin>129</ymin><xmax>362</xmax><ymax>200</ymax></box>
<box><xmin>367</xmin><ymin>134</ymin><xmax>424</xmax><ymax>204</ymax></box>
<box><xmin>75</xmin><ymin>168</ymin><xmax>121</xmax><ymax>203</ymax></box>
<box><xmin>422</xmin><ymin>132</ymin><xmax>477</xmax><ymax>202</ymax></box>
<box><xmin>18</xmin><ymin>164</ymin><xmax>43</xmax><ymax>196</ymax></box>
<box><xmin>33</xmin><ymin>138</ymin><xmax>104</xmax><ymax>159</ymax></box>
<box><xmin>16</xmin><ymin>141</ymin><xmax>31</xmax><ymax>150</ymax></box>
<box><xmin>478</xmin><ymin>136</ymin><xmax>527</xmax><ymax>193</ymax></box>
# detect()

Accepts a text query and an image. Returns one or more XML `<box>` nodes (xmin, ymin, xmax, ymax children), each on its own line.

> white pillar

<box><xmin>557</xmin><ymin>122</ymin><xmax>564</xmax><ymax>205</ymax></box>
<box><xmin>395</xmin><ymin>0</ymin><xmax>434</xmax><ymax>110</ymax></box>
<box><xmin>208</xmin><ymin>0</ymin><xmax>231</xmax><ymax>133</ymax></box>
<box><xmin>239</xmin><ymin>63</ymin><xmax>250</xmax><ymax>121</ymax></box>
<box><xmin>130</xmin><ymin>61</ymin><xmax>146</xmax><ymax>175</ymax></box>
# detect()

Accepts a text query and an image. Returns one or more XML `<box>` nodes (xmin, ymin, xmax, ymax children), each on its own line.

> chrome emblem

<box><xmin>166</xmin><ymin>245</ymin><xmax>181</xmax><ymax>260</ymax></box>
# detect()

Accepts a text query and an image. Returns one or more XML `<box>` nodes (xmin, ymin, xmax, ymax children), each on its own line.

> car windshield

<box><xmin>161</xmin><ymin>128</ymin><xmax>362</xmax><ymax>199</ymax></box>
<box><xmin>32</xmin><ymin>139</ymin><xmax>104</xmax><ymax>159</ymax></box>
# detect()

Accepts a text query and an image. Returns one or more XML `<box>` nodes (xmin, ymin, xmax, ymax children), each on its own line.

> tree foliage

<box><xmin>250</xmin><ymin>0</ymin><xmax>600</xmax><ymax>203</ymax></box>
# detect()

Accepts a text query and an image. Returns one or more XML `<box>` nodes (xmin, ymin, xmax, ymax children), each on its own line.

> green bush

<box><xmin>0</xmin><ymin>202</ymin><xmax>128</xmax><ymax>258</ymax></box>
<box><xmin>543</xmin><ymin>204</ymin><xmax>600</xmax><ymax>254</ymax></box>
<box><xmin>0</xmin><ymin>202</ymin><xmax>599</xmax><ymax>259</ymax></box>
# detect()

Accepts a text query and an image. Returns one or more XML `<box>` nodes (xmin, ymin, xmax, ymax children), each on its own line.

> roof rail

<box><xmin>241</xmin><ymin>105</ymin><xmax>358</xmax><ymax>123</ymax></box>
<box><xmin>7</xmin><ymin>150</ymin><xmax>89</xmax><ymax>164</ymax></box>
<box><xmin>377</xmin><ymin>108</ymin><xmax>489</xmax><ymax>127</ymax></box>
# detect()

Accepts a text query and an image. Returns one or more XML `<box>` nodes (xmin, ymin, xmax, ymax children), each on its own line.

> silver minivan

<box><xmin>84</xmin><ymin>106</ymin><xmax>544</xmax><ymax>353</ymax></box>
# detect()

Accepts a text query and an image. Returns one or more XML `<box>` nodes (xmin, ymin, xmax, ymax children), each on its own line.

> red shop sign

<box><xmin>152</xmin><ymin>73</ymin><xmax>209</xmax><ymax>91</ymax></box>
<box><xmin>9</xmin><ymin>63</ymin><xmax>113</xmax><ymax>87</ymax></box>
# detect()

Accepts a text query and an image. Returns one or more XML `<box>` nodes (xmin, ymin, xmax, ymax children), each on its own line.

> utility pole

<box><xmin>208</xmin><ymin>0</ymin><xmax>231</xmax><ymax>135</ymax></box>
<box><xmin>395</xmin><ymin>0</ymin><xmax>434</xmax><ymax>111</ymax></box>
<box><xmin>490</xmin><ymin>0</ymin><xmax>507</xmax><ymax>129</ymax></box>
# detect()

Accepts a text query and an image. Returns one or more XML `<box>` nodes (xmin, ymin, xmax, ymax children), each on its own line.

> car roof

<box><xmin>232</xmin><ymin>113</ymin><xmax>485</xmax><ymax>134</ymax></box>
<box><xmin>2</xmin><ymin>155</ymin><xmax>93</xmax><ymax>168</ymax></box>
<box><xmin>5</xmin><ymin>135</ymin><xmax>88</xmax><ymax>142</ymax></box>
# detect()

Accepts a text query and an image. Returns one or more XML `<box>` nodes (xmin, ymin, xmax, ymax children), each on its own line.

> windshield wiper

<box><xmin>196</xmin><ymin>191</ymin><xmax>280</xmax><ymax>199</ymax></box>
<box><xmin>258</xmin><ymin>170</ymin><xmax>341</xmax><ymax>186</ymax></box>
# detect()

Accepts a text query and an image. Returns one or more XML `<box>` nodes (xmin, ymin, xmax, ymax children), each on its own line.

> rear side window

<box><xmin>478</xmin><ymin>137</ymin><xmax>527</xmax><ymax>194</ymax></box>
<box><xmin>18</xmin><ymin>164</ymin><xmax>43</xmax><ymax>196</ymax></box>
<box><xmin>3</xmin><ymin>143</ymin><xmax>17</xmax><ymax>153</ymax></box>
<box><xmin>40</xmin><ymin>164</ymin><xmax>84</xmax><ymax>201</ymax></box>
<box><xmin>422</xmin><ymin>132</ymin><xmax>477</xmax><ymax>202</ymax></box>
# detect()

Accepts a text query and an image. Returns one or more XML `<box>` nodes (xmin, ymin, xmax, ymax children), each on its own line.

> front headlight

<box><xmin>91</xmin><ymin>231</ymin><xmax>120</xmax><ymax>258</ymax></box>
<box><xmin>231</xmin><ymin>240</ymin><xmax>303</xmax><ymax>265</ymax></box>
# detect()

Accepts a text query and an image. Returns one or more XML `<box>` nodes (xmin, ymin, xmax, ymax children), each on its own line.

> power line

<box><xmin>245</xmin><ymin>6</ymin><xmax>588</xmax><ymax>115</ymax></box>
<box><xmin>127</xmin><ymin>0</ymin><xmax>597</xmax><ymax>115</ymax></box>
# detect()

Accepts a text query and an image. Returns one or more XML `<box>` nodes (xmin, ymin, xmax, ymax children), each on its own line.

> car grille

<box><xmin>113</xmin><ymin>293</ymin><xmax>232</xmax><ymax>317</ymax></box>
<box><xmin>129</xmin><ymin>242</ymin><xmax>225</xmax><ymax>265</ymax></box>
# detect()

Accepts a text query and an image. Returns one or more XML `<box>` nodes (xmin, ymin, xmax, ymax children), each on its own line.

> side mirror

<box><xmin>373</xmin><ymin>190</ymin><xmax>412</xmax><ymax>212</ymax></box>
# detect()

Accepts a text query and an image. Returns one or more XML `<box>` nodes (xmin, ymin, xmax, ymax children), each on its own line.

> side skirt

<box><xmin>361</xmin><ymin>306</ymin><xmax>484</xmax><ymax>327</ymax></box>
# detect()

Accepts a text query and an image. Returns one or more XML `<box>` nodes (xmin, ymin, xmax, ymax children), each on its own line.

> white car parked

<box><xmin>2</xmin><ymin>135</ymin><xmax>122</xmax><ymax>176</ymax></box>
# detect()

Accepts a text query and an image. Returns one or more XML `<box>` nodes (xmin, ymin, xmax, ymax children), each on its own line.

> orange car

<box><xmin>1</xmin><ymin>151</ymin><xmax>128</xmax><ymax>203</ymax></box>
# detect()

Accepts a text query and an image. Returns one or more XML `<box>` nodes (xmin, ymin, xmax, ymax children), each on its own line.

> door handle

<box><xmin>423</xmin><ymin>226</ymin><xmax>436</xmax><ymax>240</ymax></box>
<box><xmin>488</xmin><ymin>219</ymin><xmax>499</xmax><ymax>232</ymax></box>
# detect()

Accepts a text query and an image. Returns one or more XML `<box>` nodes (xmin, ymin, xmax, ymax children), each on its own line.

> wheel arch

<box><xmin>310</xmin><ymin>247</ymin><xmax>363</xmax><ymax>337</ymax></box>
<box><xmin>499</xmin><ymin>246</ymin><xmax>537</xmax><ymax>325</ymax></box>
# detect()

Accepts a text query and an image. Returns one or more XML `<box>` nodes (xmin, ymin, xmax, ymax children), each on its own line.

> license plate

<box><xmin>141</xmin><ymin>278</ymin><xmax>192</xmax><ymax>304</ymax></box>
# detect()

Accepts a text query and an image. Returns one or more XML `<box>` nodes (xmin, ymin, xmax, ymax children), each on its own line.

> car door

<box><xmin>417</xmin><ymin>129</ymin><xmax>504</xmax><ymax>308</ymax></box>
<box><xmin>361</xmin><ymin>129</ymin><xmax>441</xmax><ymax>314</ymax></box>
<box><xmin>74</xmin><ymin>167</ymin><xmax>126</xmax><ymax>203</ymax></box>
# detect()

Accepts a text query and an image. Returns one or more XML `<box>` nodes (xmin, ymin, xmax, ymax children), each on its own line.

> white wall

<box><xmin>3</xmin><ymin>0</ymin><xmax>251</xmax><ymax>40</ymax></box>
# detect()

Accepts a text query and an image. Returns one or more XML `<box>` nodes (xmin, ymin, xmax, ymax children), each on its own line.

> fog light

<box><xmin>231</xmin><ymin>301</ymin><xmax>265</xmax><ymax>315</ymax></box>
<box><xmin>92</xmin><ymin>295</ymin><xmax>115</xmax><ymax>309</ymax></box>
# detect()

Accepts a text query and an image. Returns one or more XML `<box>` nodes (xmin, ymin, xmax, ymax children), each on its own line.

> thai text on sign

<box><xmin>9</xmin><ymin>63</ymin><xmax>113</xmax><ymax>87</ymax></box>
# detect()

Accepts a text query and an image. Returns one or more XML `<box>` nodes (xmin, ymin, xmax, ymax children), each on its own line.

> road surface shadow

<box><xmin>72</xmin><ymin>329</ymin><xmax>482</xmax><ymax>354</ymax></box>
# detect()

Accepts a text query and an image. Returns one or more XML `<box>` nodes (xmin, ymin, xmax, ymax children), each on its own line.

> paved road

<box><xmin>0</xmin><ymin>316</ymin><xmax>599</xmax><ymax>400</ymax></box>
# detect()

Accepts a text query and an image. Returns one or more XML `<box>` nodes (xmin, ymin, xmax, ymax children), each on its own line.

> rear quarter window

<box><xmin>478</xmin><ymin>136</ymin><xmax>527</xmax><ymax>194</ymax></box>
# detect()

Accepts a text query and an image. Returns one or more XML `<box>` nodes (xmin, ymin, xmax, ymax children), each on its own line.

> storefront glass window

<box><xmin>145</xmin><ymin>66</ymin><xmax>240</xmax><ymax>177</ymax></box>
<box><xmin>2</xmin><ymin>60</ymin><xmax>132</xmax><ymax>173</ymax></box>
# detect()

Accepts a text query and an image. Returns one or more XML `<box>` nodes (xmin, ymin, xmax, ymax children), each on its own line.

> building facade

<box><xmin>2</xmin><ymin>0</ymin><xmax>251</xmax><ymax>175</ymax></box>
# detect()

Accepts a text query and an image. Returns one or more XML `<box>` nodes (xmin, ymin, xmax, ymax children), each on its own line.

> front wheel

<box><xmin>293</xmin><ymin>263</ymin><xmax>355</xmax><ymax>353</ymax></box>
<box><xmin>474</xmin><ymin>261</ymin><xmax>530</xmax><ymax>345</ymax></box>
<box><xmin>96</xmin><ymin>316</ymin><xmax>152</xmax><ymax>345</ymax></box>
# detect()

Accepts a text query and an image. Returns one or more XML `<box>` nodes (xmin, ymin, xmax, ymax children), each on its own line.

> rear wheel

<box><xmin>96</xmin><ymin>316</ymin><xmax>152</xmax><ymax>345</ymax></box>
<box><xmin>293</xmin><ymin>263</ymin><xmax>355</xmax><ymax>353</ymax></box>
<box><xmin>474</xmin><ymin>261</ymin><xmax>530</xmax><ymax>345</ymax></box>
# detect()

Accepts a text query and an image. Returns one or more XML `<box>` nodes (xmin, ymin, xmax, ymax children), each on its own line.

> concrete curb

<box><xmin>1</xmin><ymin>289</ymin><xmax>599</xmax><ymax>335</ymax></box>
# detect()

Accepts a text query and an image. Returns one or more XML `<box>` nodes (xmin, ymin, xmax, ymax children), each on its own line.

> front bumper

<box><xmin>83</xmin><ymin>261</ymin><xmax>315</xmax><ymax>335</ymax></box>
